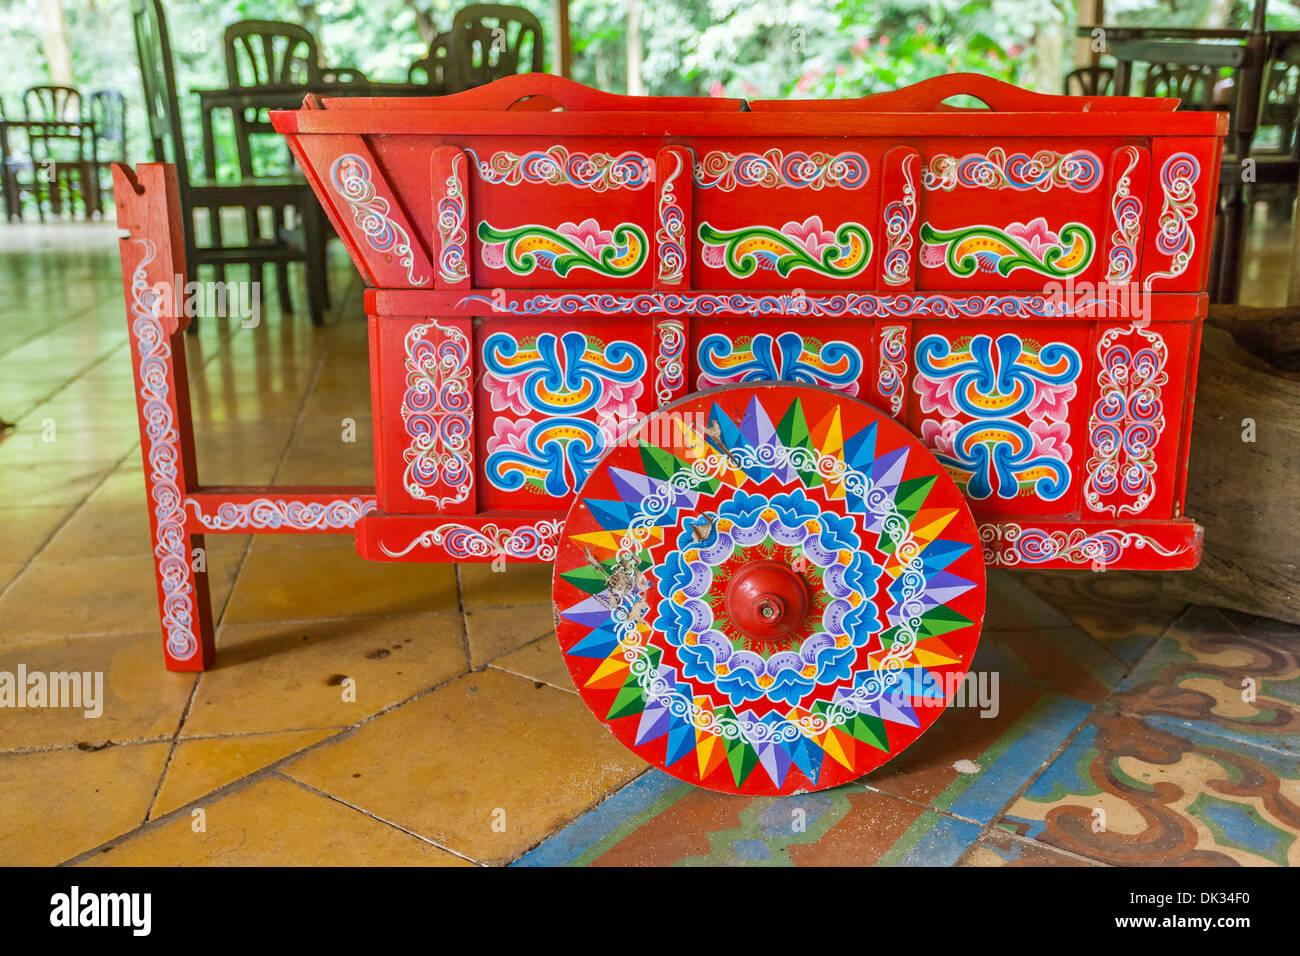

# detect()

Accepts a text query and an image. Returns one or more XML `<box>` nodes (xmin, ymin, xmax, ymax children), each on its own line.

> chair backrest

<box><xmin>1261</xmin><ymin>60</ymin><xmax>1300</xmax><ymax>155</ymax></box>
<box><xmin>24</xmin><ymin>85</ymin><xmax>82</xmax><ymax>123</ymax></box>
<box><xmin>23</xmin><ymin>85</ymin><xmax>86</xmax><ymax>162</ymax></box>
<box><xmin>90</xmin><ymin>89</ymin><xmax>128</xmax><ymax>162</ymax></box>
<box><xmin>408</xmin><ymin>33</ymin><xmax>453</xmax><ymax>91</ymax></box>
<box><xmin>1063</xmin><ymin>65</ymin><xmax>1114</xmax><ymax>97</ymax></box>
<box><xmin>448</xmin><ymin>4</ymin><xmax>544</xmax><ymax>92</ymax></box>
<box><xmin>223</xmin><ymin>20</ymin><xmax>320</xmax><ymax>90</ymax></box>
<box><xmin>128</xmin><ymin>0</ymin><xmax>191</xmax><ymax>191</ymax></box>
<box><xmin>1141</xmin><ymin>63</ymin><xmax>1220</xmax><ymax>109</ymax></box>
<box><xmin>224</xmin><ymin>20</ymin><xmax>320</xmax><ymax>177</ymax></box>
<box><xmin>322</xmin><ymin>67</ymin><xmax>368</xmax><ymax>86</ymax></box>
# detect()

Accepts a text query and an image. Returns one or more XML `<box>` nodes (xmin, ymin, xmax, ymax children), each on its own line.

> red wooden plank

<box><xmin>356</xmin><ymin>512</ymin><xmax>565</xmax><ymax>563</ymax></box>
<box><xmin>432</xmin><ymin>147</ymin><xmax>471</xmax><ymax>290</ymax></box>
<box><xmin>653</xmin><ymin>146</ymin><xmax>692</xmax><ymax>289</ymax></box>
<box><xmin>980</xmin><ymin>519</ymin><xmax>1202</xmax><ymax>570</ymax></box>
<box><xmin>112</xmin><ymin>163</ymin><xmax>214</xmax><ymax>672</ymax></box>
<box><xmin>879</xmin><ymin>146</ymin><xmax>920</xmax><ymax>291</ymax></box>
<box><xmin>290</xmin><ymin>132</ymin><xmax>433</xmax><ymax>288</ymax></box>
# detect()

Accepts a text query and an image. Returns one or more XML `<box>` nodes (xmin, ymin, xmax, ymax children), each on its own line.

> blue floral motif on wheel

<box><xmin>654</xmin><ymin>488</ymin><xmax>882</xmax><ymax>707</ymax></box>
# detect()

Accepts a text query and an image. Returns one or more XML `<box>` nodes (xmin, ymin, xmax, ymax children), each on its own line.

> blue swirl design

<box><xmin>652</xmin><ymin>489</ymin><xmax>882</xmax><ymax>707</ymax></box>
<box><xmin>916</xmin><ymin>333</ymin><xmax>1080</xmax><ymax>419</ymax></box>
<box><xmin>482</xmin><ymin>330</ymin><xmax>646</xmax><ymax>416</ymax></box>
<box><xmin>696</xmin><ymin>331</ymin><xmax>862</xmax><ymax>393</ymax></box>
<box><xmin>917</xmin><ymin>333</ymin><xmax>1081</xmax><ymax>501</ymax></box>
<box><xmin>486</xmin><ymin>417</ymin><xmax>606</xmax><ymax>497</ymax></box>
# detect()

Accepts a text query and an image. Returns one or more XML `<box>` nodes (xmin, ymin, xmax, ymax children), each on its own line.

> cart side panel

<box><xmin>472</xmin><ymin>313</ymin><xmax>658</xmax><ymax>511</ymax></box>
<box><xmin>690</xmin><ymin>138</ymin><xmax>882</xmax><ymax>291</ymax></box>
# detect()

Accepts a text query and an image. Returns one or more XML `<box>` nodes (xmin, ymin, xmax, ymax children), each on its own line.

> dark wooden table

<box><xmin>193</xmin><ymin>82</ymin><xmax>437</xmax><ymax>182</ymax></box>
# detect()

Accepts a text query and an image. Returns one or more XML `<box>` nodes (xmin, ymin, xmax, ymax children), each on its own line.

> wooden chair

<box><xmin>1</xmin><ymin>95</ymin><xmax>40</xmax><ymax>222</ymax></box>
<box><xmin>23</xmin><ymin>84</ymin><xmax>96</xmax><ymax>217</ymax></box>
<box><xmin>408</xmin><ymin>33</ymin><xmax>454</xmax><ymax>92</ymax></box>
<box><xmin>322</xmin><ymin>67</ymin><xmax>368</xmax><ymax>86</ymax></box>
<box><xmin>89</xmin><ymin>89</ymin><xmax>127</xmax><ymax>216</ymax></box>
<box><xmin>447</xmin><ymin>4</ymin><xmax>545</xmax><ymax>92</ymax></box>
<box><xmin>1063</xmin><ymin>65</ymin><xmax>1114</xmax><ymax>96</ymax></box>
<box><xmin>223</xmin><ymin>20</ymin><xmax>320</xmax><ymax>178</ymax></box>
<box><xmin>129</xmin><ymin>0</ymin><xmax>326</xmax><ymax>327</ymax></box>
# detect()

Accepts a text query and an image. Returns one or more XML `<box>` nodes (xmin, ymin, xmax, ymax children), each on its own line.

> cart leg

<box><xmin>113</xmin><ymin>162</ymin><xmax>217</xmax><ymax>671</ymax></box>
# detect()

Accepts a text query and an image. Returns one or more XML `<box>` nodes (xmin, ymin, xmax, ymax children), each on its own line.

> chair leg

<box><xmin>276</xmin><ymin>262</ymin><xmax>294</xmax><ymax>314</ymax></box>
<box><xmin>304</xmin><ymin>203</ymin><xmax>326</xmax><ymax>326</ymax></box>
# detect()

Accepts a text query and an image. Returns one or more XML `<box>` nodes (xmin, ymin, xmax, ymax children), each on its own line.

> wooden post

<box><xmin>557</xmin><ymin>0</ymin><xmax>573</xmax><ymax>79</ymax></box>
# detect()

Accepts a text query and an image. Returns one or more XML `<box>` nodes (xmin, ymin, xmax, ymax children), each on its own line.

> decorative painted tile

<box><xmin>998</xmin><ymin>709</ymin><xmax>1300</xmax><ymax>866</ymax></box>
<box><xmin>518</xmin><ymin>770</ymin><xmax>984</xmax><ymax>866</ymax></box>
<box><xmin>867</xmin><ymin>679</ymin><xmax>1092</xmax><ymax>822</ymax></box>
<box><xmin>1112</xmin><ymin>605</ymin><xmax>1300</xmax><ymax>757</ymax></box>
<box><xmin>955</xmin><ymin>827</ymin><xmax>1099</xmax><ymax>866</ymax></box>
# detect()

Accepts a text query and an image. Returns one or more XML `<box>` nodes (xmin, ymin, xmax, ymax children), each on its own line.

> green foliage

<box><xmin>2</xmin><ymin>0</ymin><xmax>1285</xmax><ymax>183</ymax></box>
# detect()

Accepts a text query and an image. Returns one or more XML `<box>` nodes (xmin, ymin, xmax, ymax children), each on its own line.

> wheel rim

<box><xmin>553</xmin><ymin>384</ymin><xmax>987</xmax><ymax>795</ymax></box>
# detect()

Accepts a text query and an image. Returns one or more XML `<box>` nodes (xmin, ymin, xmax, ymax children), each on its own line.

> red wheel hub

<box><xmin>723</xmin><ymin>560</ymin><xmax>810</xmax><ymax>642</ymax></box>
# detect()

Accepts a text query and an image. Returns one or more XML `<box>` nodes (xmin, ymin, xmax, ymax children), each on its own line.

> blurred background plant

<box><xmin>2</xmin><ymin>0</ymin><xmax>1298</xmax><ymax>178</ymax></box>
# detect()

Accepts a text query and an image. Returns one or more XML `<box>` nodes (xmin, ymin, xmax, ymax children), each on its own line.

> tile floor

<box><xmin>1</xmin><ymin>218</ymin><xmax>1297</xmax><ymax>867</ymax></box>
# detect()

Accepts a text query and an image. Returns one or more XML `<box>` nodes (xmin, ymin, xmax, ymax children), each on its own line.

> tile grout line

<box><xmin>56</xmin><ymin>721</ymin><xmax>369</xmax><ymax>866</ymax></box>
<box><xmin>274</xmin><ymin>772</ymin><xmax>486</xmax><ymax>866</ymax></box>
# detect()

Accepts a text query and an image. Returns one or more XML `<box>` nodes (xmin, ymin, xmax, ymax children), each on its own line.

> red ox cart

<box><xmin>112</xmin><ymin>73</ymin><xmax>1225</xmax><ymax>795</ymax></box>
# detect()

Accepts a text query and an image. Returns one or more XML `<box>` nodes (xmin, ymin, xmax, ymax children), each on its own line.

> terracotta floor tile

<box><xmin>983</xmin><ymin>570</ymin><xmax>1074</xmax><ymax>631</ymax></box>
<box><xmin>0</xmin><ymin>631</ymin><xmax>196</xmax><ymax>751</ymax></box>
<box><xmin>998</xmin><ymin>709</ymin><xmax>1300</xmax><ymax>866</ymax></box>
<box><xmin>0</xmin><ymin>461</ymin><xmax>115</xmax><ymax>506</ymax></box>
<box><xmin>973</xmin><ymin>625</ymin><xmax>1127</xmax><ymax>703</ymax></box>
<box><xmin>151</xmin><ymin>729</ymin><xmax>337</xmax><ymax>817</ymax></box>
<box><xmin>491</xmin><ymin>635</ymin><xmax>574</xmax><ymax>693</ymax></box>
<box><xmin>86</xmin><ymin>776</ymin><xmax>469</xmax><ymax>866</ymax></box>
<box><xmin>1112</xmin><ymin>605</ymin><xmax>1300</xmax><ymax>757</ymax></box>
<box><xmin>0</xmin><ymin>564</ymin><xmax>21</xmax><ymax>593</ymax></box>
<box><xmin>0</xmin><ymin>506</ymin><xmax>74</xmax><ymax>564</ymax></box>
<box><xmin>182</xmin><ymin>611</ymin><xmax>466</xmax><ymax>737</ymax></box>
<box><xmin>1018</xmin><ymin>569</ymin><xmax>1187</xmax><ymax>662</ymax></box>
<box><xmin>0</xmin><ymin>742</ymin><xmax>170</xmax><ymax>865</ymax></box>
<box><xmin>221</xmin><ymin>540</ymin><xmax>458</xmax><ymax>625</ymax></box>
<box><xmin>281</xmin><ymin>668</ymin><xmax>645</xmax><ymax>865</ymax></box>
<box><xmin>464</xmin><ymin>603</ymin><xmax>556</xmax><ymax>669</ymax></box>
<box><xmin>459</xmin><ymin>561</ymin><xmax>554</xmax><ymax>609</ymax></box>
<box><xmin>0</xmin><ymin>421</ymin><xmax>139</xmax><ymax>464</ymax></box>
<box><xmin>0</xmin><ymin>554</ymin><xmax>239</xmax><ymax>644</ymax></box>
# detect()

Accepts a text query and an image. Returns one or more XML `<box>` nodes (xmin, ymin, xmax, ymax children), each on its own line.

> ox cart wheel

<box><xmin>552</xmin><ymin>384</ymin><xmax>987</xmax><ymax>795</ymax></box>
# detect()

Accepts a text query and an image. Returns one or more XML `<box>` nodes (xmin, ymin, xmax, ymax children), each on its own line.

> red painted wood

<box><xmin>356</xmin><ymin>510</ymin><xmax>563</xmax><ymax>562</ymax></box>
<box><xmin>653</xmin><ymin>146</ymin><xmax>693</xmax><ymax>290</ymax></box>
<box><xmin>878</xmin><ymin>146</ymin><xmax>920</xmax><ymax>292</ymax></box>
<box><xmin>749</xmin><ymin>73</ymin><xmax>1183</xmax><ymax>114</ymax></box>
<box><xmin>431</xmin><ymin>146</ymin><xmax>471</xmax><ymax>290</ymax></box>
<box><xmin>112</xmin><ymin>76</ymin><xmax>1232</xmax><ymax>678</ymax></box>
<box><xmin>980</xmin><ymin>518</ymin><xmax>1202</xmax><ymax>570</ymax></box>
<box><xmin>112</xmin><ymin>163</ymin><xmax>215</xmax><ymax>672</ymax></box>
<box><xmin>374</xmin><ymin>316</ymin><xmax>476</xmax><ymax>515</ymax></box>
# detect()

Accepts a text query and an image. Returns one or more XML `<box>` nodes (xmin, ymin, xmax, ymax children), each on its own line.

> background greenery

<box><xmin>2</xmin><ymin>0</ymin><xmax>1298</xmax><ymax>180</ymax></box>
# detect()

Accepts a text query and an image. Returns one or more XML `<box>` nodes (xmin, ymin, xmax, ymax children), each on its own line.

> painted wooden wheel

<box><xmin>552</xmin><ymin>384</ymin><xmax>987</xmax><ymax>795</ymax></box>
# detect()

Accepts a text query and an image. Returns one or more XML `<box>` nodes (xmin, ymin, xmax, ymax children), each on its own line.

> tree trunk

<box><xmin>40</xmin><ymin>0</ymin><xmax>73</xmax><ymax>86</ymax></box>
<box><xmin>626</xmin><ymin>0</ymin><xmax>644</xmax><ymax>96</ymax></box>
